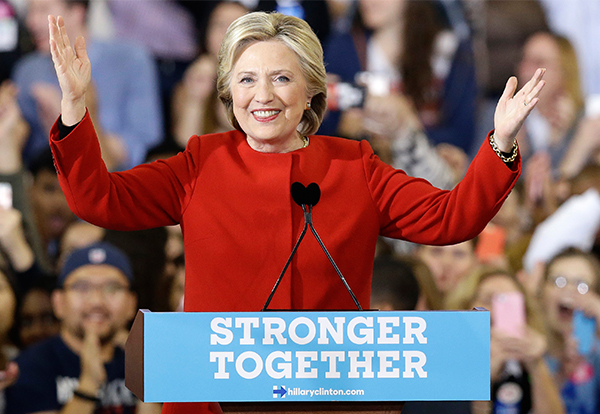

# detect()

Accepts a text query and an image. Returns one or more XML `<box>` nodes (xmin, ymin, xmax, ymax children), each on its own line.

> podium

<box><xmin>126</xmin><ymin>309</ymin><xmax>490</xmax><ymax>413</ymax></box>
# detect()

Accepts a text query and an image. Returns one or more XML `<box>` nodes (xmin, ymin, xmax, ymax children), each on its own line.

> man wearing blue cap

<box><xmin>5</xmin><ymin>242</ymin><xmax>153</xmax><ymax>414</ymax></box>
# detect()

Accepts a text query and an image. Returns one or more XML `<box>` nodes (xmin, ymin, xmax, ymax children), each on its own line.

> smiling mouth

<box><xmin>84</xmin><ymin>312</ymin><xmax>110</xmax><ymax>323</ymax></box>
<box><xmin>252</xmin><ymin>110</ymin><xmax>280</xmax><ymax>120</ymax></box>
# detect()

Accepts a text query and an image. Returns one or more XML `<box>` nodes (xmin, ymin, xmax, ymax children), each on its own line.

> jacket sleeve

<box><xmin>364</xmin><ymin>131</ymin><xmax>521</xmax><ymax>245</ymax></box>
<box><xmin>49</xmin><ymin>111</ymin><xmax>198</xmax><ymax>231</ymax></box>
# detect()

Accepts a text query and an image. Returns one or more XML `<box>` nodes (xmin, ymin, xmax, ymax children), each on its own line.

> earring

<box><xmin>306</xmin><ymin>102</ymin><xmax>311</xmax><ymax>110</ymax></box>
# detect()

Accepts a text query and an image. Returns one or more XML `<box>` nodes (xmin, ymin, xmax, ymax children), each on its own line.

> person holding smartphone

<box><xmin>542</xmin><ymin>247</ymin><xmax>600</xmax><ymax>414</ymax></box>
<box><xmin>446</xmin><ymin>267</ymin><xmax>564</xmax><ymax>414</ymax></box>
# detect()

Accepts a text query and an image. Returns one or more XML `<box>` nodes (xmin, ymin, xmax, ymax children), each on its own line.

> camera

<box><xmin>0</xmin><ymin>182</ymin><xmax>12</xmax><ymax>210</ymax></box>
<box><xmin>326</xmin><ymin>72</ymin><xmax>396</xmax><ymax>111</ymax></box>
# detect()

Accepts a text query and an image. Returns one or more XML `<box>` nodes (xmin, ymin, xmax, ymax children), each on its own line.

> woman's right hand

<box><xmin>0</xmin><ymin>81</ymin><xmax>28</xmax><ymax>173</ymax></box>
<box><xmin>560</xmin><ymin>335</ymin><xmax>582</xmax><ymax>381</ymax></box>
<box><xmin>492</xmin><ymin>327</ymin><xmax>548</xmax><ymax>372</ymax></box>
<box><xmin>362</xmin><ymin>92</ymin><xmax>422</xmax><ymax>137</ymax></box>
<box><xmin>490</xmin><ymin>329</ymin><xmax>509</xmax><ymax>380</ymax></box>
<box><xmin>0</xmin><ymin>362</ymin><xmax>19</xmax><ymax>390</ymax></box>
<box><xmin>48</xmin><ymin>15</ymin><xmax>91</xmax><ymax>126</ymax></box>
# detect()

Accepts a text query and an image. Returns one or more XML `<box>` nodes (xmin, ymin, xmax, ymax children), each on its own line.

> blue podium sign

<box><xmin>126</xmin><ymin>310</ymin><xmax>490</xmax><ymax>403</ymax></box>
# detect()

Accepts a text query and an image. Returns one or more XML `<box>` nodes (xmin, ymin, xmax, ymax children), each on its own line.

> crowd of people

<box><xmin>0</xmin><ymin>0</ymin><xmax>599</xmax><ymax>413</ymax></box>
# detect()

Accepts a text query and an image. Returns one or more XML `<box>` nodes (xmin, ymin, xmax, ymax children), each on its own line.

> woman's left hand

<box><xmin>562</xmin><ymin>334</ymin><xmax>582</xmax><ymax>373</ymax></box>
<box><xmin>0</xmin><ymin>362</ymin><xmax>19</xmax><ymax>390</ymax></box>
<box><xmin>490</xmin><ymin>329</ymin><xmax>509</xmax><ymax>380</ymax></box>
<box><xmin>493</xmin><ymin>68</ymin><xmax>546</xmax><ymax>152</ymax></box>
<box><xmin>520</xmin><ymin>327</ymin><xmax>548</xmax><ymax>368</ymax></box>
<box><xmin>362</xmin><ymin>92</ymin><xmax>421</xmax><ymax>137</ymax></box>
<box><xmin>494</xmin><ymin>327</ymin><xmax>547</xmax><ymax>369</ymax></box>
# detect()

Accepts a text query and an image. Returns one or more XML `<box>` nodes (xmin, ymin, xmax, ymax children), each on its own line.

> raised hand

<box><xmin>558</xmin><ymin>334</ymin><xmax>583</xmax><ymax>382</ymax></box>
<box><xmin>492</xmin><ymin>326</ymin><xmax>547</xmax><ymax>373</ymax></box>
<box><xmin>48</xmin><ymin>15</ymin><xmax>91</xmax><ymax>126</ymax></box>
<box><xmin>490</xmin><ymin>328</ymin><xmax>509</xmax><ymax>380</ymax></box>
<box><xmin>494</xmin><ymin>68</ymin><xmax>546</xmax><ymax>152</ymax></box>
<box><xmin>0</xmin><ymin>80</ymin><xmax>28</xmax><ymax>174</ymax></box>
<box><xmin>0</xmin><ymin>81</ymin><xmax>27</xmax><ymax>141</ymax></box>
<box><xmin>362</xmin><ymin>92</ymin><xmax>422</xmax><ymax>137</ymax></box>
<box><xmin>0</xmin><ymin>208</ymin><xmax>34</xmax><ymax>272</ymax></box>
<box><xmin>0</xmin><ymin>362</ymin><xmax>19</xmax><ymax>390</ymax></box>
<box><xmin>559</xmin><ymin>114</ymin><xmax>600</xmax><ymax>179</ymax></box>
<box><xmin>517</xmin><ymin>261</ymin><xmax>545</xmax><ymax>299</ymax></box>
<box><xmin>78</xmin><ymin>323</ymin><xmax>107</xmax><ymax>395</ymax></box>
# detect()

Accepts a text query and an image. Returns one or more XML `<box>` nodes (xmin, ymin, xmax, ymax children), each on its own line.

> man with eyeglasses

<box><xmin>5</xmin><ymin>242</ymin><xmax>145</xmax><ymax>414</ymax></box>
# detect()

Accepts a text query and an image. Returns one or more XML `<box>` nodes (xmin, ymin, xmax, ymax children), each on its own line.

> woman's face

<box><xmin>359</xmin><ymin>0</ymin><xmax>404</xmax><ymax>30</ymax></box>
<box><xmin>418</xmin><ymin>241</ymin><xmax>476</xmax><ymax>294</ymax></box>
<box><xmin>518</xmin><ymin>33</ymin><xmax>563</xmax><ymax>99</ymax></box>
<box><xmin>543</xmin><ymin>256</ymin><xmax>597</xmax><ymax>333</ymax></box>
<box><xmin>231</xmin><ymin>40</ymin><xmax>310</xmax><ymax>151</ymax></box>
<box><xmin>0</xmin><ymin>271</ymin><xmax>16</xmax><ymax>340</ymax></box>
<box><xmin>471</xmin><ymin>274</ymin><xmax>520</xmax><ymax>314</ymax></box>
<box><xmin>206</xmin><ymin>2</ymin><xmax>248</xmax><ymax>58</ymax></box>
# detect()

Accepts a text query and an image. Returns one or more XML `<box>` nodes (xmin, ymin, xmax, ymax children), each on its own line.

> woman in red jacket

<box><xmin>47</xmin><ymin>11</ymin><xmax>544</xmax><ymax>414</ymax></box>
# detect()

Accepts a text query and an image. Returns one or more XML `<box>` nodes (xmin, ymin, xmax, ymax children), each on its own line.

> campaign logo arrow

<box><xmin>273</xmin><ymin>385</ymin><xmax>287</xmax><ymax>398</ymax></box>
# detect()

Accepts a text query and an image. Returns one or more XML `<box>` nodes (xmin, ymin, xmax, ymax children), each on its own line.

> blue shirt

<box><xmin>546</xmin><ymin>349</ymin><xmax>600</xmax><ymax>414</ymax></box>
<box><xmin>13</xmin><ymin>39</ymin><xmax>163</xmax><ymax>169</ymax></box>
<box><xmin>5</xmin><ymin>335</ymin><xmax>137</xmax><ymax>414</ymax></box>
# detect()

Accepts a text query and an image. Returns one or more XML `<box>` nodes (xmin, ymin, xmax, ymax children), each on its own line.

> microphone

<box><xmin>262</xmin><ymin>182</ymin><xmax>363</xmax><ymax>311</ymax></box>
<box><xmin>290</xmin><ymin>182</ymin><xmax>308</xmax><ymax>206</ymax></box>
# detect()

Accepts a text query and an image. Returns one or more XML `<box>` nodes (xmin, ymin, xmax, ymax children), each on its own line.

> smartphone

<box><xmin>475</xmin><ymin>224</ymin><xmax>507</xmax><ymax>263</ymax></box>
<box><xmin>492</xmin><ymin>292</ymin><xmax>526</xmax><ymax>338</ymax></box>
<box><xmin>573</xmin><ymin>310</ymin><xmax>596</xmax><ymax>356</ymax></box>
<box><xmin>586</xmin><ymin>94</ymin><xmax>600</xmax><ymax>117</ymax></box>
<box><xmin>0</xmin><ymin>182</ymin><xmax>12</xmax><ymax>210</ymax></box>
<box><xmin>355</xmin><ymin>72</ymin><xmax>392</xmax><ymax>97</ymax></box>
<box><xmin>326</xmin><ymin>82</ymin><xmax>366</xmax><ymax>111</ymax></box>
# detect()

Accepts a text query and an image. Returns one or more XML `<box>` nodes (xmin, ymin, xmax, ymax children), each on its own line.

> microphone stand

<box><xmin>303</xmin><ymin>204</ymin><xmax>362</xmax><ymax>310</ymax></box>
<box><xmin>262</xmin><ymin>190</ymin><xmax>363</xmax><ymax>311</ymax></box>
<box><xmin>261</xmin><ymin>210</ymin><xmax>309</xmax><ymax>311</ymax></box>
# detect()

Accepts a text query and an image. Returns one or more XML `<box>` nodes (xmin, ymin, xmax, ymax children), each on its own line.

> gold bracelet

<box><xmin>489</xmin><ymin>133</ymin><xmax>518</xmax><ymax>163</ymax></box>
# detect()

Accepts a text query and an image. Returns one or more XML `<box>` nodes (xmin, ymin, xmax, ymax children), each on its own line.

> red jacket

<box><xmin>50</xmin><ymin>112</ymin><xmax>520</xmax><ymax>413</ymax></box>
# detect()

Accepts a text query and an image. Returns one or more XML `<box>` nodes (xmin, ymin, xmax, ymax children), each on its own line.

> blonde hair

<box><xmin>446</xmin><ymin>266</ymin><xmax>546</xmax><ymax>334</ymax></box>
<box><xmin>554</xmin><ymin>34</ymin><xmax>584</xmax><ymax>114</ymax></box>
<box><xmin>216</xmin><ymin>11</ymin><xmax>327</xmax><ymax>136</ymax></box>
